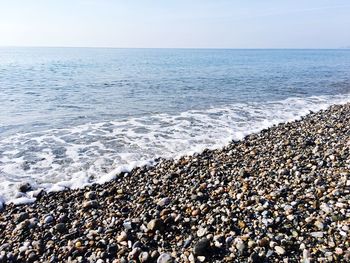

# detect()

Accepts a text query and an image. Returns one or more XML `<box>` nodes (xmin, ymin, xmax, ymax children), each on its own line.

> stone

<box><xmin>15</xmin><ymin>212</ymin><xmax>29</xmax><ymax>223</ymax></box>
<box><xmin>117</xmin><ymin>231</ymin><xmax>128</xmax><ymax>243</ymax></box>
<box><xmin>196</xmin><ymin>227</ymin><xmax>207</xmax><ymax>237</ymax></box>
<box><xmin>55</xmin><ymin>223</ymin><xmax>67</xmax><ymax>234</ymax></box>
<box><xmin>314</xmin><ymin>220</ymin><xmax>324</xmax><ymax>230</ymax></box>
<box><xmin>197</xmin><ymin>256</ymin><xmax>206</xmax><ymax>262</ymax></box>
<box><xmin>147</xmin><ymin>219</ymin><xmax>164</xmax><ymax>231</ymax></box>
<box><xmin>193</xmin><ymin>238</ymin><xmax>211</xmax><ymax>256</ymax></box>
<box><xmin>157</xmin><ymin>197</ymin><xmax>170</xmax><ymax>207</ymax></box>
<box><xmin>18</xmin><ymin>183</ymin><xmax>32</xmax><ymax>193</ymax></box>
<box><xmin>310</xmin><ymin>232</ymin><xmax>324</xmax><ymax>238</ymax></box>
<box><xmin>139</xmin><ymin>252</ymin><xmax>150</xmax><ymax>262</ymax></box>
<box><xmin>84</xmin><ymin>191</ymin><xmax>96</xmax><ymax>200</ymax></box>
<box><xmin>275</xmin><ymin>246</ymin><xmax>285</xmax><ymax>255</ymax></box>
<box><xmin>44</xmin><ymin>215</ymin><xmax>54</xmax><ymax>224</ymax></box>
<box><xmin>128</xmin><ymin>248</ymin><xmax>141</xmax><ymax>260</ymax></box>
<box><xmin>83</xmin><ymin>200</ymin><xmax>99</xmax><ymax>209</ymax></box>
<box><xmin>157</xmin><ymin>253</ymin><xmax>174</xmax><ymax>263</ymax></box>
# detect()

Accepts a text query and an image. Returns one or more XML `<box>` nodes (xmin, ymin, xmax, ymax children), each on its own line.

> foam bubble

<box><xmin>1</xmin><ymin>94</ymin><xmax>350</xmax><ymax>204</ymax></box>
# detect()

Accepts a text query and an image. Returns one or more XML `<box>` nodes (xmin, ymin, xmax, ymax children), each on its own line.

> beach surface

<box><xmin>0</xmin><ymin>103</ymin><xmax>349</xmax><ymax>262</ymax></box>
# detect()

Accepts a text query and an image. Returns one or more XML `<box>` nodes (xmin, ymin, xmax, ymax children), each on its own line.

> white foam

<box><xmin>1</xmin><ymin>94</ymin><xmax>350</xmax><ymax>204</ymax></box>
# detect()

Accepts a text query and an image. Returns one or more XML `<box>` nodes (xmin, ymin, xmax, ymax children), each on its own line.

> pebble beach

<box><xmin>0</xmin><ymin>103</ymin><xmax>349</xmax><ymax>262</ymax></box>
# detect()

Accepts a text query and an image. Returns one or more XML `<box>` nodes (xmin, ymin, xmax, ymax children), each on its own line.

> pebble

<box><xmin>314</xmin><ymin>220</ymin><xmax>324</xmax><ymax>230</ymax></box>
<box><xmin>117</xmin><ymin>231</ymin><xmax>128</xmax><ymax>243</ymax></box>
<box><xmin>193</xmin><ymin>238</ymin><xmax>211</xmax><ymax>256</ymax></box>
<box><xmin>55</xmin><ymin>223</ymin><xmax>67</xmax><ymax>234</ymax></box>
<box><xmin>84</xmin><ymin>191</ymin><xmax>97</xmax><ymax>200</ymax></box>
<box><xmin>157</xmin><ymin>253</ymin><xmax>174</xmax><ymax>263</ymax></box>
<box><xmin>83</xmin><ymin>200</ymin><xmax>99</xmax><ymax>209</ymax></box>
<box><xmin>15</xmin><ymin>212</ymin><xmax>29</xmax><ymax>223</ymax></box>
<box><xmin>275</xmin><ymin>246</ymin><xmax>285</xmax><ymax>255</ymax></box>
<box><xmin>147</xmin><ymin>219</ymin><xmax>164</xmax><ymax>231</ymax></box>
<box><xmin>196</xmin><ymin>227</ymin><xmax>207</xmax><ymax>237</ymax></box>
<box><xmin>43</xmin><ymin>215</ymin><xmax>54</xmax><ymax>224</ymax></box>
<box><xmin>18</xmin><ymin>183</ymin><xmax>32</xmax><ymax>193</ymax></box>
<box><xmin>157</xmin><ymin>197</ymin><xmax>171</xmax><ymax>207</ymax></box>
<box><xmin>310</xmin><ymin>232</ymin><xmax>324</xmax><ymax>238</ymax></box>
<box><xmin>139</xmin><ymin>252</ymin><xmax>150</xmax><ymax>262</ymax></box>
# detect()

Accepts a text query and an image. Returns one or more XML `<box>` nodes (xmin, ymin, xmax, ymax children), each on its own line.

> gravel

<box><xmin>0</xmin><ymin>103</ymin><xmax>349</xmax><ymax>262</ymax></box>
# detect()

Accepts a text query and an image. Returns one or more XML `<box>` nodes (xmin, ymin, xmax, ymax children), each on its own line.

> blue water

<box><xmin>1</xmin><ymin>48</ymin><xmax>350</xmax><ymax>203</ymax></box>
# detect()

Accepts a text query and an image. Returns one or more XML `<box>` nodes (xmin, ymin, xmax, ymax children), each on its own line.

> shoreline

<box><xmin>2</xmin><ymin>94</ymin><xmax>350</xmax><ymax>206</ymax></box>
<box><xmin>0</xmin><ymin>103</ymin><xmax>349</xmax><ymax>262</ymax></box>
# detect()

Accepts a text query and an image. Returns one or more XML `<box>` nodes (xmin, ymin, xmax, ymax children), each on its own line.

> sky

<box><xmin>0</xmin><ymin>0</ymin><xmax>349</xmax><ymax>48</ymax></box>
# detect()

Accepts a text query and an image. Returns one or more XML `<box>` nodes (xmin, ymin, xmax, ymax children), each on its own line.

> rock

<box><xmin>310</xmin><ymin>232</ymin><xmax>324</xmax><ymax>238</ymax></box>
<box><xmin>314</xmin><ymin>220</ymin><xmax>324</xmax><ymax>230</ymax></box>
<box><xmin>139</xmin><ymin>252</ymin><xmax>150</xmax><ymax>262</ymax></box>
<box><xmin>197</xmin><ymin>256</ymin><xmax>206</xmax><ymax>262</ymax></box>
<box><xmin>335</xmin><ymin>247</ymin><xmax>343</xmax><ymax>255</ymax></box>
<box><xmin>123</xmin><ymin>220</ymin><xmax>133</xmax><ymax>230</ymax></box>
<box><xmin>193</xmin><ymin>238</ymin><xmax>211</xmax><ymax>256</ymax></box>
<box><xmin>84</xmin><ymin>191</ymin><xmax>96</xmax><ymax>200</ymax></box>
<box><xmin>0</xmin><ymin>199</ymin><xmax>4</xmax><ymax>212</ymax></box>
<box><xmin>286</xmin><ymin>215</ymin><xmax>294</xmax><ymax>221</ymax></box>
<box><xmin>147</xmin><ymin>219</ymin><xmax>164</xmax><ymax>232</ymax></box>
<box><xmin>192</xmin><ymin>209</ymin><xmax>200</xmax><ymax>216</ymax></box>
<box><xmin>83</xmin><ymin>200</ymin><xmax>99</xmax><ymax>209</ymax></box>
<box><xmin>43</xmin><ymin>215</ymin><xmax>54</xmax><ymax>224</ymax></box>
<box><xmin>275</xmin><ymin>246</ymin><xmax>285</xmax><ymax>255</ymax></box>
<box><xmin>55</xmin><ymin>223</ymin><xmax>67</xmax><ymax>234</ymax></box>
<box><xmin>117</xmin><ymin>231</ymin><xmax>128</xmax><ymax>243</ymax></box>
<box><xmin>151</xmin><ymin>251</ymin><xmax>160</xmax><ymax>259</ymax></box>
<box><xmin>18</xmin><ymin>183</ymin><xmax>32</xmax><ymax>193</ymax></box>
<box><xmin>107</xmin><ymin>244</ymin><xmax>117</xmax><ymax>255</ymax></box>
<box><xmin>236</xmin><ymin>241</ymin><xmax>246</xmax><ymax>252</ymax></box>
<box><xmin>249</xmin><ymin>252</ymin><xmax>262</xmax><ymax>263</ymax></box>
<box><xmin>197</xmin><ymin>227</ymin><xmax>207</xmax><ymax>237</ymax></box>
<box><xmin>239</xmin><ymin>169</ymin><xmax>250</xmax><ymax>178</ymax></box>
<box><xmin>258</xmin><ymin>238</ymin><xmax>269</xmax><ymax>247</ymax></box>
<box><xmin>16</xmin><ymin>219</ymin><xmax>30</xmax><ymax>231</ymax></box>
<box><xmin>15</xmin><ymin>212</ymin><xmax>29</xmax><ymax>223</ymax></box>
<box><xmin>183</xmin><ymin>239</ymin><xmax>192</xmax><ymax>248</ymax></box>
<box><xmin>157</xmin><ymin>253</ymin><xmax>174</xmax><ymax>263</ymax></box>
<box><xmin>75</xmin><ymin>241</ymin><xmax>82</xmax><ymax>248</ymax></box>
<box><xmin>128</xmin><ymin>247</ymin><xmax>141</xmax><ymax>260</ymax></box>
<box><xmin>157</xmin><ymin>197</ymin><xmax>170</xmax><ymax>207</ymax></box>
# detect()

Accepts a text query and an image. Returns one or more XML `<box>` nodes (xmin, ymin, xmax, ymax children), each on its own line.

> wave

<box><xmin>1</xmin><ymin>94</ymin><xmax>350</xmax><ymax>205</ymax></box>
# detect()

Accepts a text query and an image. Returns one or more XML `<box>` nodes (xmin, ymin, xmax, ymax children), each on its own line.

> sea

<box><xmin>1</xmin><ymin>48</ymin><xmax>350</xmax><ymax>204</ymax></box>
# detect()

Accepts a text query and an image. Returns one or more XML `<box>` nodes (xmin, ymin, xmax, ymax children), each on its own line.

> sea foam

<box><xmin>0</xmin><ymin>94</ymin><xmax>350</xmax><ymax>205</ymax></box>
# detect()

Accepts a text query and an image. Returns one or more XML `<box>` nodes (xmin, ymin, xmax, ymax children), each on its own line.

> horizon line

<box><xmin>0</xmin><ymin>45</ymin><xmax>349</xmax><ymax>50</ymax></box>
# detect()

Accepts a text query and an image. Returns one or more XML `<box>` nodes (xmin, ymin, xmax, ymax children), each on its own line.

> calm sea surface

<box><xmin>1</xmin><ymin>48</ymin><xmax>350</xmax><ymax>203</ymax></box>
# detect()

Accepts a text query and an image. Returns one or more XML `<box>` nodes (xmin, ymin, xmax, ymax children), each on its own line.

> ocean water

<box><xmin>1</xmin><ymin>48</ymin><xmax>350</xmax><ymax>204</ymax></box>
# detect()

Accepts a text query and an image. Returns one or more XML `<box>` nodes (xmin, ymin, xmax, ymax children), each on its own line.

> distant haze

<box><xmin>0</xmin><ymin>0</ymin><xmax>349</xmax><ymax>48</ymax></box>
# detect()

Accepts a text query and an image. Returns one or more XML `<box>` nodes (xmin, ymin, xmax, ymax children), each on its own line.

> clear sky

<box><xmin>0</xmin><ymin>0</ymin><xmax>349</xmax><ymax>48</ymax></box>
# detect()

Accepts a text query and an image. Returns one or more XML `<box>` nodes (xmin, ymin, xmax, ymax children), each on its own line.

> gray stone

<box><xmin>157</xmin><ymin>253</ymin><xmax>174</xmax><ymax>263</ymax></box>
